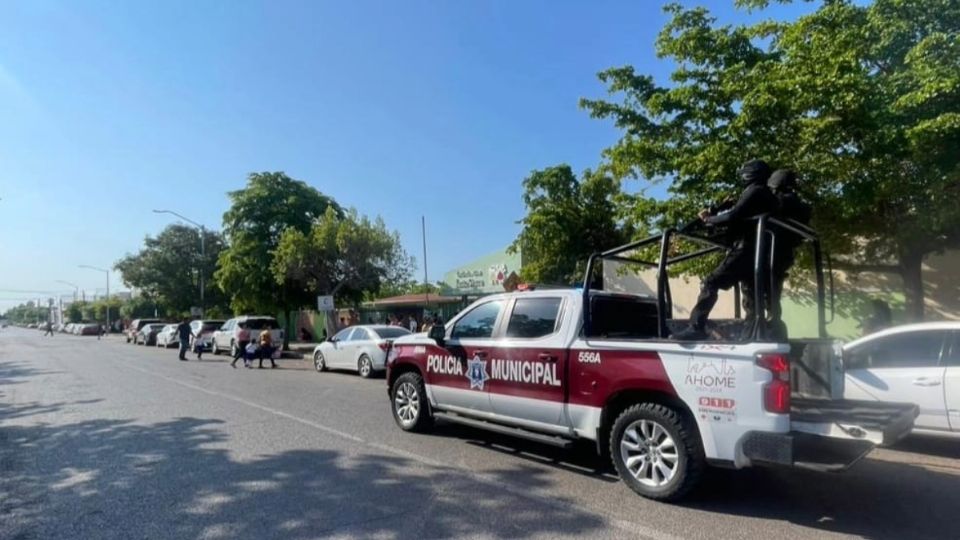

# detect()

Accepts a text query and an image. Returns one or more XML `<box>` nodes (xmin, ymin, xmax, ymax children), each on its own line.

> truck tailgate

<box><xmin>742</xmin><ymin>398</ymin><xmax>917</xmax><ymax>472</ymax></box>
<box><xmin>790</xmin><ymin>397</ymin><xmax>918</xmax><ymax>446</ymax></box>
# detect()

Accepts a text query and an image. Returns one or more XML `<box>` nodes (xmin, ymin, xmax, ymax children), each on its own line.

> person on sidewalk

<box><xmin>230</xmin><ymin>322</ymin><xmax>251</xmax><ymax>368</ymax></box>
<box><xmin>43</xmin><ymin>321</ymin><xmax>54</xmax><ymax>337</ymax></box>
<box><xmin>257</xmin><ymin>329</ymin><xmax>277</xmax><ymax>369</ymax></box>
<box><xmin>175</xmin><ymin>318</ymin><xmax>192</xmax><ymax>361</ymax></box>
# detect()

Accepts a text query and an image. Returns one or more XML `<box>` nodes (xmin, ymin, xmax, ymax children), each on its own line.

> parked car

<box><xmin>127</xmin><ymin>318</ymin><xmax>162</xmax><ymax>343</ymax></box>
<box><xmin>135</xmin><ymin>323</ymin><xmax>166</xmax><ymax>346</ymax></box>
<box><xmin>190</xmin><ymin>319</ymin><xmax>226</xmax><ymax>351</ymax></box>
<box><xmin>79</xmin><ymin>323</ymin><xmax>101</xmax><ymax>336</ymax></box>
<box><xmin>312</xmin><ymin>325</ymin><xmax>411</xmax><ymax>378</ymax></box>
<box><xmin>844</xmin><ymin>322</ymin><xmax>960</xmax><ymax>438</ymax></box>
<box><xmin>211</xmin><ymin>316</ymin><xmax>284</xmax><ymax>357</ymax></box>
<box><xmin>155</xmin><ymin>324</ymin><xmax>179</xmax><ymax>348</ymax></box>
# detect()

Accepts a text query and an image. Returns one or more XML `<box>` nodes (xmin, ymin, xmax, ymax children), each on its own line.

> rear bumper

<box><xmin>742</xmin><ymin>398</ymin><xmax>918</xmax><ymax>472</ymax></box>
<box><xmin>742</xmin><ymin>431</ymin><xmax>875</xmax><ymax>471</ymax></box>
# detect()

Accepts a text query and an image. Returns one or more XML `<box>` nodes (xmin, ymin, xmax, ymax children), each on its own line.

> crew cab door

<box><xmin>844</xmin><ymin>330</ymin><xmax>950</xmax><ymax>431</ymax></box>
<box><xmin>487</xmin><ymin>296</ymin><xmax>567</xmax><ymax>428</ymax></box>
<box><xmin>945</xmin><ymin>332</ymin><xmax>960</xmax><ymax>432</ymax></box>
<box><xmin>427</xmin><ymin>299</ymin><xmax>506</xmax><ymax>415</ymax></box>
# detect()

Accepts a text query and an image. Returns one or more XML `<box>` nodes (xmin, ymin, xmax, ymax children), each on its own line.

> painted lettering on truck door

<box><xmin>425</xmin><ymin>299</ymin><xmax>506</xmax><ymax>414</ymax></box>
<box><xmin>488</xmin><ymin>297</ymin><xmax>566</xmax><ymax>427</ymax></box>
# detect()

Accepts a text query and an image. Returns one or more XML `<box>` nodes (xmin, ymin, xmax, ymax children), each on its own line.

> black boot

<box><xmin>670</xmin><ymin>326</ymin><xmax>708</xmax><ymax>341</ymax></box>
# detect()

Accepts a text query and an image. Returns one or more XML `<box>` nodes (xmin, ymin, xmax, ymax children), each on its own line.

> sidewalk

<box><xmin>281</xmin><ymin>341</ymin><xmax>320</xmax><ymax>359</ymax></box>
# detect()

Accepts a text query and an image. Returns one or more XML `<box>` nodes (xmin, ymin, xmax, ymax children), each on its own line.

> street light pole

<box><xmin>56</xmin><ymin>280</ymin><xmax>80</xmax><ymax>326</ymax></box>
<box><xmin>56</xmin><ymin>280</ymin><xmax>79</xmax><ymax>302</ymax></box>
<box><xmin>153</xmin><ymin>209</ymin><xmax>205</xmax><ymax>317</ymax></box>
<box><xmin>79</xmin><ymin>265</ymin><xmax>109</xmax><ymax>330</ymax></box>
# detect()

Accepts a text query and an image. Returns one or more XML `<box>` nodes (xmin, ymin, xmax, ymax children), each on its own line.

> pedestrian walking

<box><xmin>230</xmin><ymin>322</ymin><xmax>251</xmax><ymax>368</ymax></box>
<box><xmin>408</xmin><ymin>316</ymin><xmax>418</xmax><ymax>333</ymax></box>
<box><xmin>175</xmin><ymin>318</ymin><xmax>192</xmax><ymax>361</ymax></box>
<box><xmin>43</xmin><ymin>321</ymin><xmax>54</xmax><ymax>337</ymax></box>
<box><xmin>257</xmin><ymin>329</ymin><xmax>277</xmax><ymax>369</ymax></box>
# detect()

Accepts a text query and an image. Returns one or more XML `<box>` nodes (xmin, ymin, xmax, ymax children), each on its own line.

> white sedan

<box><xmin>312</xmin><ymin>325</ymin><xmax>412</xmax><ymax>378</ymax></box>
<box><xmin>155</xmin><ymin>324</ymin><xmax>179</xmax><ymax>348</ymax></box>
<box><xmin>844</xmin><ymin>322</ymin><xmax>960</xmax><ymax>438</ymax></box>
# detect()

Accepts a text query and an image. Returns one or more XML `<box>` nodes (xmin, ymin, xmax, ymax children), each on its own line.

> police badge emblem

<box><xmin>465</xmin><ymin>354</ymin><xmax>489</xmax><ymax>390</ymax></box>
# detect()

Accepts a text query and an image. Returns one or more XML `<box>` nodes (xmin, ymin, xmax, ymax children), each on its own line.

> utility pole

<box><xmin>79</xmin><ymin>265</ymin><xmax>110</xmax><ymax>331</ymax></box>
<box><xmin>422</xmin><ymin>216</ymin><xmax>429</xmax><ymax>308</ymax></box>
<box><xmin>153</xmin><ymin>209</ymin><xmax>206</xmax><ymax>317</ymax></box>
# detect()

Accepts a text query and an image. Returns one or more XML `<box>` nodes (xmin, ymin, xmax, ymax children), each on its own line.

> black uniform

<box><xmin>766</xmin><ymin>171</ymin><xmax>812</xmax><ymax>323</ymax></box>
<box><xmin>678</xmin><ymin>160</ymin><xmax>778</xmax><ymax>339</ymax></box>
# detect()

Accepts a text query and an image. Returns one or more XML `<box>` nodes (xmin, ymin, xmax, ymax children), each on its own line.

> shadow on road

<box><xmin>424</xmin><ymin>419</ymin><xmax>960</xmax><ymax>540</ymax></box>
<box><xmin>0</xmin><ymin>403</ymin><xmax>606</xmax><ymax>538</ymax></box>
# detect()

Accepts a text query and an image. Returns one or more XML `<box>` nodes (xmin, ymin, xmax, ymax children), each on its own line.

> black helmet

<box><xmin>737</xmin><ymin>159</ymin><xmax>772</xmax><ymax>186</ymax></box>
<box><xmin>768</xmin><ymin>169</ymin><xmax>797</xmax><ymax>192</ymax></box>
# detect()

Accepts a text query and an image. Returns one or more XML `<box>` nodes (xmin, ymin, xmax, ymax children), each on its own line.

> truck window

<box><xmin>505</xmin><ymin>297</ymin><xmax>562</xmax><ymax>339</ymax></box>
<box><xmin>451</xmin><ymin>300</ymin><xmax>504</xmax><ymax>339</ymax></box>
<box><xmin>586</xmin><ymin>296</ymin><xmax>658</xmax><ymax>339</ymax></box>
<box><xmin>847</xmin><ymin>331</ymin><xmax>947</xmax><ymax>369</ymax></box>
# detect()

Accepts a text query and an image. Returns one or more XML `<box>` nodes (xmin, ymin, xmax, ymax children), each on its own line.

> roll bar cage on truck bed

<box><xmin>581</xmin><ymin>213</ymin><xmax>829</xmax><ymax>342</ymax></box>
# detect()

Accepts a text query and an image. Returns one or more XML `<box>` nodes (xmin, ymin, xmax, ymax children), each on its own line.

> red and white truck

<box><xmin>385</xmin><ymin>216</ymin><xmax>918</xmax><ymax>501</ymax></box>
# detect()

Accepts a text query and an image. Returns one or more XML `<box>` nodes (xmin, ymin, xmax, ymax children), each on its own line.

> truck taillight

<box><xmin>757</xmin><ymin>353</ymin><xmax>790</xmax><ymax>414</ymax></box>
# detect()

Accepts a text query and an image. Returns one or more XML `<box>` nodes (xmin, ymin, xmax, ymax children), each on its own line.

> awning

<box><xmin>366</xmin><ymin>293</ymin><xmax>462</xmax><ymax>308</ymax></box>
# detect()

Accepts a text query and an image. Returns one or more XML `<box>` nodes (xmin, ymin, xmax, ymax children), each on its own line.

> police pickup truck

<box><xmin>385</xmin><ymin>216</ymin><xmax>917</xmax><ymax>501</ymax></box>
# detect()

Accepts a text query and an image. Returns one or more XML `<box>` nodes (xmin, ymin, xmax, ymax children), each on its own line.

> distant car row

<box><xmin>124</xmin><ymin>316</ymin><xmax>283</xmax><ymax>353</ymax></box>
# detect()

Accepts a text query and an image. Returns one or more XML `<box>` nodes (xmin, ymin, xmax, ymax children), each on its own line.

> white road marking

<box><xmin>112</xmin><ymin>360</ymin><xmax>684</xmax><ymax>540</ymax></box>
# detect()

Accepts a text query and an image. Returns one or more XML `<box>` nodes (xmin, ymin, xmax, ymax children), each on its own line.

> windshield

<box><xmin>244</xmin><ymin>318</ymin><xmax>279</xmax><ymax>330</ymax></box>
<box><xmin>373</xmin><ymin>327</ymin><xmax>411</xmax><ymax>339</ymax></box>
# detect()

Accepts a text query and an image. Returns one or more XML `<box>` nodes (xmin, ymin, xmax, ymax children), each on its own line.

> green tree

<box><xmin>272</xmin><ymin>207</ymin><xmax>414</xmax><ymax>337</ymax></box>
<box><xmin>216</xmin><ymin>172</ymin><xmax>343</xmax><ymax>343</ymax></box>
<box><xmin>66</xmin><ymin>302</ymin><xmax>84</xmax><ymax>323</ymax></box>
<box><xmin>115</xmin><ymin>225</ymin><xmax>226</xmax><ymax>315</ymax></box>
<box><xmin>511</xmin><ymin>165</ymin><xmax>628</xmax><ymax>286</ymax></box>
<box><xmin>119</xmin><ymin>295</ymin><xmax>163</xmax><ymax>320</ymax></box>
<box><xmin>581</xmin><ymin>0</ymin><xmax>960</xmax><ymax>320</ymax></box>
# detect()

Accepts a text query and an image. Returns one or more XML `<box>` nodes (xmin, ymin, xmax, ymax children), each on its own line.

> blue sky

<box><xmin>0</xmin><ymin>0</ymin><xmax>814</xmax><ymax>311</ymax></box>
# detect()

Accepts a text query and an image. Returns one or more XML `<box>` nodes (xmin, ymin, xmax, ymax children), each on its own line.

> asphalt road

<box><xmin>1</xmin><ymin>328</ymin><xmax>958</xmax><ymax>540</ymax></box>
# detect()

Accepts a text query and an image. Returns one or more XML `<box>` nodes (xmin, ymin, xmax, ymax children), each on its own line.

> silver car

<box><xmin>155</xmin><ymin>324</ymin><xmax>179</xmax><ymax>348</ymax></box>
<box><xmin>312</xmin><ymin>325</ymin><xmax>411</xmax><ymax>378</ymax></box>
<box><xmin>190</xmin><ymin>319</ymin><xmax>226</xmax><ymax>351</ymax></box>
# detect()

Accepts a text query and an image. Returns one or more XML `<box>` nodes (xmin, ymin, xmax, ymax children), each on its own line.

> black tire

<box><xmin>314</xmin><ymin>351</ymin><xmax>327</xmax><ymax>372</ymax></box>
<box><xmin>609</xmin><ymin>403</ymin><xmax>705</xmax><ymax>502</ymax></box>
<box><xmin>358</xmin><ymin>355</ymin><xmax>374</xmax><ymax>378</ymax></box>
<box><xmin>211</xmin><ymin>339</ymin><xmax>220</xmax><ymax>356</ymax></box>
<box><xmin>229</xmin><ymin>341</ymin><xmax>238</xmax><ymax>358</ymax></box>
<box><xmin>390</xmin><ymin>372</ymin><xmax>433</xmax><ymax>432</ymax></box>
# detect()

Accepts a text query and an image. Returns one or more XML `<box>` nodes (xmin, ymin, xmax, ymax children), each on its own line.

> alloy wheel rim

<box><xmin>314</xmin><ymin>353</ymin><xmax>324</xmax><ymax>371</ymax></box>
<box><xmin>394</xmin><ymin>382</ymin><xmax>420</xmax><ymax>427</ymax></box>
<box><xmin>620</xmin><ymin>419</ymin><xmax>679</xmax><ymax>487</ymax></box>
<box><xmin>360</xmin><ymin>358</ymin><xmax>371</xmax><ymax>376</ymax></box>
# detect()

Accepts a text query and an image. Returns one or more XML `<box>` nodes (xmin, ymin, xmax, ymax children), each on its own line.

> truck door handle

<box><xmin>912</xmin><ymin>378</ymin><xmax>941</xmax><ymax>387</ymax></box>
<box><xmin>538</xmin><ymin>353</ymin><xmax>558</xmax><ymax>362</ymax></box>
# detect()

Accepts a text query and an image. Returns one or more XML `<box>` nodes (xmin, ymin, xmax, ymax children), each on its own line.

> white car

<box><xmin>844</xmin><ymin>322</ymin><xmax>960</xmax><ymax>438</ymax></box>
<box><xmin>155</xmin><ymin>324</ymin><xmax>179</xmax><ymax>348</ymax></box>
<box><xmin>189</xmin><ymin>319</ymin><xmax>226</xmax><ymax>351</ymax></box>
<box><xmin>312</xmin><ymin>325</ymin><xmax>411</xmax><ymax>378</ymax></box>
<box><xmin>211</xmin><ymin>316</ymin><xmax>284</xmax><ymax>357</ymax></box>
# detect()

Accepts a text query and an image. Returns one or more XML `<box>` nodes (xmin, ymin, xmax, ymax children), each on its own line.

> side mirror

<box><xmin>328</xmin><ymin>336</ymin><xmax>337</xmax><ymax>343</ymax></box>
<box><xmin>428</xmin><ymin>325</ymin><xmax>446</xmax><ymax>344</ymax></box>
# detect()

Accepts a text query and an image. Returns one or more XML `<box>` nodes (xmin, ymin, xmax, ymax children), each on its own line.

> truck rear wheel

<box><xmin>390</xmin><ymin>372</ymin><xmax>433</xmax><ymax>433</ymax></box>
<box><xmin>609</xmin><ymin>403</ymin><xmax>705</xmax><ymax>502</ymax></box>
